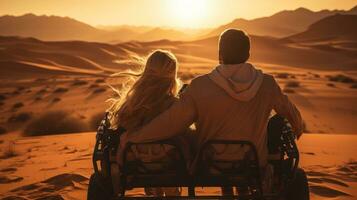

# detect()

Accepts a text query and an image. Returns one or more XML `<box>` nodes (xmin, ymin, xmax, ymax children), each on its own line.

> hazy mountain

<box><xmin>204</xmin><ymin>6</ymin><xmax>357</xmax><ymax>38</ymax></box>
<box><xmin>0</xmin><ymin>13</ymin><xmax>103</xmax><ymax>41</ymax></box>
<box><xmin>2</xmin><ymin>6</ymin><xmax>356</xmax><ymax>42</ymax></box>
<box><xmin>287</xmin><ymin>14</ymin><xmax>357</xmax><ymax>42</ymax></box>
<box><xmin>135</xmin><ymin>28</ymin><xmax>188</xmax><ymax>41</ymax></box>
<box><xmin>97</xmin><ymin>25</ymin><xmax>152</xmax><ymax>34</ymax></box>
<box><xmin>0</xmin><ymin>14</ymin><xmax>204</xmax><ymax>42</ymax></box>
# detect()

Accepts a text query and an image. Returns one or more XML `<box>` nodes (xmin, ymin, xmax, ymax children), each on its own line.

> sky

<box><xmin>0</xmin><ymin>0</ymin><xmax>356</xmax><ymax>28</ymax></box>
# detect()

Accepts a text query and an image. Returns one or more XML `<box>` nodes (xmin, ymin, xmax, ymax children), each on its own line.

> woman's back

<box><xmin>121</xmin><ymin>95</ymin><xmax>177</xmax><ymax>157</ymax></box>
<box><xmin>120</xmin><ymin>95</ymin><xmax>176</xmax><ymax>133</ymax></box>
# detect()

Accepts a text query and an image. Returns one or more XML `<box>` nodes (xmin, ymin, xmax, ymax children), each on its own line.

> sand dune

<box><xmin>0</xmin><ymin>36</ymin><xmax>134</xmax><ymax>79</ymax></box>
<box><xmin>1</xmin><ymin>31</ymin><xmax>356</xmax><ymax>81</ymax></box>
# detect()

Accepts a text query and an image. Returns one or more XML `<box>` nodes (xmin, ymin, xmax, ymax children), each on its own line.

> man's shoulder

<box><xmin>191</xmin><ymin>74</ymin><xmax>210</xmax><ymax>85</ymax></box>
<box><xmin>182</xmin><ymin>74</ymin><xmax>212</xmax><ymax>96</ymax></box>
<box><xmin>262</xmin><ymin>73</ymin><xmax>276</xmax><ymax>83</ymax></box>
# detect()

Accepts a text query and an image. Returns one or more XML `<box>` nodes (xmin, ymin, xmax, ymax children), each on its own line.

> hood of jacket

<box><xmin>208</xmin><ymin>63</ymin><xmax>263</xmax><ymax>101</ymax></box>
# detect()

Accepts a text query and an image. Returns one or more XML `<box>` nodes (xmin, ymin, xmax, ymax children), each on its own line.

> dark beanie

<box><xmin>219</xmin><ymin>29</ymin><xmax>250</xmax><ymax>64</ymax></box>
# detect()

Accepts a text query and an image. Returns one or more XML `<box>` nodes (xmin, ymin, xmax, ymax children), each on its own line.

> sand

<box><xmin>0</xmin><ymin>132</ymin><xmax>356</xmax><ymax>199</ymax></box>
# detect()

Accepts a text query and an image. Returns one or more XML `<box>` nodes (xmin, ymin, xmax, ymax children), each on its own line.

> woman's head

<box><xmin>143</xmin><ymin>50</ymin><xmax>178</xmax><ymax>80</ymax></box>
<box><xmin>108</xmin><ymin>50</ymin><xmax>180</xmax><ymax>129</ymax></box>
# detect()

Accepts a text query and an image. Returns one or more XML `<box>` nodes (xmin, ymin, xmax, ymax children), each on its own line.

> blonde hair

<box><xmin>107</xmin><ymin>50</ymin><xmax>181</xmax><ymax>130</ymax></box>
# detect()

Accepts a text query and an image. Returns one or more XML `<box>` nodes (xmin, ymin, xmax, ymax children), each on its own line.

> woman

<box><xmin>107</xmin><ymin>50</ymin><xmax>190</xmax><ymax>197</ymax></box>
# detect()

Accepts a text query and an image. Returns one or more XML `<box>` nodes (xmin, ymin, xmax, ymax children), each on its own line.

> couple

<box><xmin>107</xmin><ymin>29</ymin><xmax>303</xmax><ymax>196</ymax></box>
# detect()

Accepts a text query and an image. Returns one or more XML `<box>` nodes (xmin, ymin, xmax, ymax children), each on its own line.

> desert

<box><xmin>0</xmin><ymin>2</ymin><xmax>357</xmax><ymax>199</ymax></box>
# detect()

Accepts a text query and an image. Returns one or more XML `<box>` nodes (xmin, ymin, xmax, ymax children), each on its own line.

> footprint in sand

<box><xmin>309</xmin><ymin>185</ymin><xmax>350</xmax><ymax>198</ymax></box>
<box><xmin>301</xmin><ymin>152</ymin><xmax>315</xmax><ymax>155</ymax></box>
<box><xmin>0</xmin><ymin>175</ymin><xmax>23</xmax><ymax>184</ymax></box>
<box><xmin>308</xmin><ymin>177</ymin><xmax>349</xmax><ymax>187</ymax></box>
<box><xmin>0</xmin><ymin>167</ymin><xmax>17</xmax><ymax>173</ymax></box>
<box><xmin>2</xmin><ymin>173</ymin><xmax>88</xmax><ymax>199</ymax></box>
<box><xmin>306</xmin><ymin>161</ymin><xmax>357</xmax><ymax>198</ymax></box>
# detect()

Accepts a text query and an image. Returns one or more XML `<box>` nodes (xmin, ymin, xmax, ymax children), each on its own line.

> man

<box><xmin>120</xmin><ymin>28</ymin><xmax>303</xmax><ymax>186</ymax></box>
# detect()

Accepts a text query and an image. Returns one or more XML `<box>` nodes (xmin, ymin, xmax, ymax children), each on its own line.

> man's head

<box><xmin>219</xmin><ymin>29</ymin><xmax>250</xmax><ymax>64</ymax></box>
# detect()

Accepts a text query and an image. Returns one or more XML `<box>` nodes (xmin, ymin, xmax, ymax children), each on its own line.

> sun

<box><xmin>167</xmin><ymin>0</ymin><xmax>208</xmax><ymax>28</ymax></box>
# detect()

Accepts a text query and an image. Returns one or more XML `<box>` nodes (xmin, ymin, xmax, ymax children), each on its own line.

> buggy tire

<box><xmin>285</xmin><ymin>168</ymin><xmax>310</xmax><ymax>200</ymax></box>
<box><xmin>87</xmin><ymin>173</ymin><xmax>113</xmax><ymax>200</ymax></box>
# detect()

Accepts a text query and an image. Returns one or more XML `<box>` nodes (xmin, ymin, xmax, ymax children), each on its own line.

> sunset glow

<box><xmin>166</xmin><ymin>0</ymin><xmax>209</xmax><ymax>27</ymax></box>
<box><xmin>0</xmin><ymin>0</ymin><xmax>356</xmax><ymax>28</ymax></box>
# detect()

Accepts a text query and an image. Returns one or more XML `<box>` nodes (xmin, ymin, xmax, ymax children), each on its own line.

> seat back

<box><xmin>121</xmin><ymin>140</ymin><xmax>190</xmax><ymax>188</ymax></box>
<box><xmin>195</xmin><ymin>140</ymin><xmax>262</xmax><ymax>189</ymax></box>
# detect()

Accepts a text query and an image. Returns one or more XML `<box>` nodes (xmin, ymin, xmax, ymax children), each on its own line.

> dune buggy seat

<box><xmin>87</xmin><ymin>114</ymin><xmax>309</xmax><ymax>200</ymax></box>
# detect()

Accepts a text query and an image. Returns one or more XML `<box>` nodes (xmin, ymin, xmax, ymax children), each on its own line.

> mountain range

<box><xmin>287</xmin><ymin>14</ymin><xmax>357</xmax><ymax>42</ymax></box>
<box><xmin>0</xmin><ymin>5</ymin><xmax>356</xmax><ymax>42</ymax></box>
<box><xmin>205</xmin><ymin>6</ymin><xmax>357</xmax><ymax>38</ymax></box>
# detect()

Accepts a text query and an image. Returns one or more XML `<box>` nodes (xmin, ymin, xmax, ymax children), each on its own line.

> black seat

<box><xmin>119</xmin><ymin>140</ymin><xmax>192</xmax><ymax>197</ymax></box>
<box><xmin>193</xmin><ymin>140</ymin><xmax>263</xmax><ymax>198</ymax></box>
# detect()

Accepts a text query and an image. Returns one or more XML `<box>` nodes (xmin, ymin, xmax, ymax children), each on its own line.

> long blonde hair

<box><xmin>107</xmin><ymin>50</ymin><xmax>181</xmax><ymax>130</ymax></box>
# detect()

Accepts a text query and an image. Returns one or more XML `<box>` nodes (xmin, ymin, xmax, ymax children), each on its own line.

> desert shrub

<box><xmin>72</xmin><ymin>80</ymin><xmax>88</xmax><ymax>86</ymax></box>
<box><xmin>8</xmin><ymin>112</ymin><xmax>32</xmax><ymax>123</ymax></box>
<box><xmin>24</xmin><ymin>111</ymin><xmax>89</xmax><ymax>136</ymax></box>
<box><xmin>351</xmin><ymin>83</ymin><xmax>357</xmax><ymax>89</ymax></box>
<box><xmin>92</xmin><ymin>88</ymin><xmax>106</xmax><ymax>94</ymax></box>
<box><xmin>34</xmin><ymin>96</ymin><xmax>42</xmax><ymax>101</ymax></box>
<box><xmin>12</xmin><ymin>102</ymin><xmax>24</xmax><ymax>109</ymax></box>
<box><xmin>327</xmin><ymin>74</ymin><xmax>355</xmax><ymax>83</ymax></box>
<box><xmin>283</xmin><ymin>88</ymin><xmax>295</xmax><ymax>93</ymax></box>
<box><xmin>0</xmin><ymin>101</ymin><xmax>4</xmax><ymax>107</ymax></box>
<box><xmin>314</xmin><ymin>74</ymin><xmax>320</xmax><ymax>78</ymax></box>
<box><xmin>89</xmin><ymin>84</ymin><xmax>99</xmax><ymax>89</ymax></box>
<box><xmin>90</xmin><ymin>112</ymin><xmax>106</xmax><ymax>131</ymax></box>
<box><xmin>35</xmin><ymin>78</ymin><xmax>47</xmax><ymax>82</ymax></box>
<box><xmin>285</xmin><ymin>81</ymin><xmax>300</xmax><ymax>88</ymax></box>
<box><xmin>95</xmin><ymin>78</ymin><xmax>105</xmax><ymax>83</ymax></box>
<box><xmin>52</xmin><ymin>97</ymin><xmax>61</xmax><ymax>103</ymax></box>
<box><xmin>53</xmin><ymin>87</ymin><xmax>68</xmax><ymax>93</ymax></box>
<box><xmin>327</xmin><ymin>83</ymin><xmax>335</xmax><ymax>87</ymax></box>
<box><xmin>0</xmin><ymin>94</ymin><xmax>6</xmax><ymax>101</ymax></box>
<box><xmin>0</xmin><ymin>127</ymin><xmax>7</xmax><ymax>135</ymax></box>
<box><xmin>17</xmin><ymin>86</ymin><xmax>25</xmax><ymax>91</ymax></box>
<box><xmin>37</xmin><ymin>88</ymin><xmax>47</xmax><ymax>94</ymax></box>
<box><xmin>12</xmin><ymin>90</ymin><xmax>20</xmax><ymax>96</ymax></box>
<box><xmin>276</xmin><ymin>73</ymin><xmax>290</xmax><ymax>79</ymax></box>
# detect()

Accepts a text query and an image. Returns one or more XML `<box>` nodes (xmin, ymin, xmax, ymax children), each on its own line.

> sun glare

<box><xmin>167</xmin><ymin>0</ymin><xmax>208</xmax><ymax>28</ymax></box>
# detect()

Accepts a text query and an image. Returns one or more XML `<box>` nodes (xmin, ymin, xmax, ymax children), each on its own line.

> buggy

<box><xmin>87</xmin><ymin>114</ymin><xmax>309</xmax><ymax>200</ymax></box>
